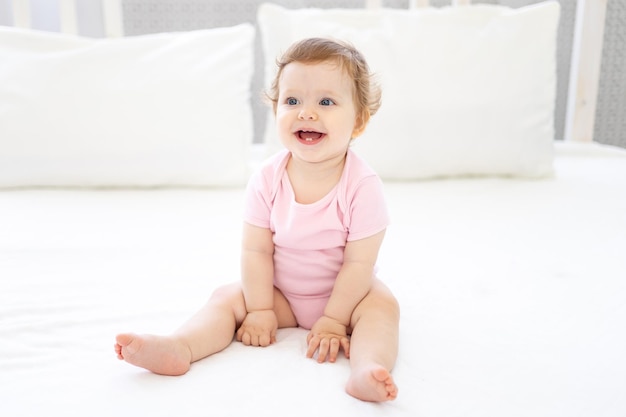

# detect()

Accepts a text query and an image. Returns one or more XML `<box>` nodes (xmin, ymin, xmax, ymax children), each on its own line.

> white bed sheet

<box><xmin>1</xmin><ymin>142</ymin><xmax>625</xmax><ymax>417</ymax></box>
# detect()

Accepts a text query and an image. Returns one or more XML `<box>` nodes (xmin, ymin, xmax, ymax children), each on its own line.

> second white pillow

<box><xmin>258</xmin><ymin>3</ymin><xmax>560</xmax><ymax>179</ymax></box>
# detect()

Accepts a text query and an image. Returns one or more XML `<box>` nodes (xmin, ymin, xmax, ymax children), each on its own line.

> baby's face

<box><xmin>275</xmin><ymin>60</ymin><xmax>358</xmax><ymax>165</ymax></box>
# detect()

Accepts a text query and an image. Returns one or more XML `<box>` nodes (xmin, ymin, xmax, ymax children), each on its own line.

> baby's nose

<box><xmin>298</xmin><ymin>108</ymin><xmax>318</xmax><ymax>120</ymax></box>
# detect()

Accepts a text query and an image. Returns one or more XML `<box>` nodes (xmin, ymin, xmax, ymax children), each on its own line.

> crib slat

<box><xmin>102</xmin><ymin>0</ymin><xmax>124</xmax><ymax>37</ymax></box>
<box><xmin>11</xmin><ymin>0</ymin><xmax>30</xmax><ymax>28</ymax></box>
<box><xmin>565</xmin><ymin>0</ymin><xmax>607</xmax><ymax>142</ymax></box>
<box><xmin>365</xmin><ymin>0</ymin><xmax>382</xmax><ymax>9</ymax></box>
<box><xmin>59</xmin><ymin>0</ymin><xmax>78</xmax><ymax>35</ymax></box>
<box><xmin>409</xmin><ymin>0</ymin><xmax>430</xmax><ymax>8</ymax></box>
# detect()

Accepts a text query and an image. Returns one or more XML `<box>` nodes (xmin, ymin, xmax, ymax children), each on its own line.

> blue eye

<box><xmin>287</xmin><ymin>97</ymin><xmax>299</xmax><ymax>105</ymax></box>
<box><xmin>320</xmin><ymin>98</ymin><xmax>335</xmax><ymax>106</ymax></box>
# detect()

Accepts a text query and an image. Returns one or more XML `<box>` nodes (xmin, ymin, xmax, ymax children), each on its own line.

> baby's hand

<box><xmin>236</xmin><ymin>310</ymin><xmax>277</xmax><ymax>347</ymax></box>
<box><xmin>306</xmin><ymin>315</ymin><xmax>350</xmax><ymax>363</ymax></box>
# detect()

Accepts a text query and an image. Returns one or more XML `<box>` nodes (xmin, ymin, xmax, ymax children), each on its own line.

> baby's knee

<box><xmin>209</xmin><ymin>282</ymin><xmax>244</xmax><ymax>304</ymax></box>
<box><xmin>375</xmin><ymin>291</ymin><xmax>400</xmax><ymax>319</ymax></box>
<box><xmin>370</xmin><ymin>282</ymin><xmax>400</xmax><ymax>316</ymax></box>
<box><xmin>354</xmin><ymin>285</ymin><xmax>400</xmax><ymax>324</ymax></box>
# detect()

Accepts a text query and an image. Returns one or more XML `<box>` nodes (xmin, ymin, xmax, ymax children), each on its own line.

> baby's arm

<box><xmin>307</xmin><ymin>229</ymin><xmax>386</xmax><ymax>361</ymax></box>
<box><xmin>236</xmin><ymin>223</ymin><xmax>277</xmax><ymax>347</ymax></box>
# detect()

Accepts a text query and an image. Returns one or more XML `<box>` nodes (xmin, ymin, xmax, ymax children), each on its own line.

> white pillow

<box><xmin>0</xmin><ymin>24</ymin><xmax>255</xmax><ymax>187</ymax></box>
<box><xmin>258</xmin><ymin>3</ymin><xmax>560</xmax><ymax>179</ymax></box>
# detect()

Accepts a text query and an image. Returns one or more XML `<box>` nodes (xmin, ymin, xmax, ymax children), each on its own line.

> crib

<box><xmin>1</xmin><ymin>1</ymin><xmax>625</xmax><ymax>416</ymax></box>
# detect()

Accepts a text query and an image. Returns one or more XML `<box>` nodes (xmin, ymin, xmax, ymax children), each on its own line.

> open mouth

<box><xmin>296</xmin><ymin>130</ymin><xmax>324</xmax><ymax>143</ymax></box>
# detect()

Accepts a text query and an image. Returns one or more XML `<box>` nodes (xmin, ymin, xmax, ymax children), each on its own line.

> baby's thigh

<box><xmin>273</xmin><ymin>287</ymin><xmax>298</xmax><ymax>328</ymax></box>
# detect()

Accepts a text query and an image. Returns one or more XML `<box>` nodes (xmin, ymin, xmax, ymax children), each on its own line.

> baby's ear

<box><xmin>351</xmin><ymin>110</ymin><xmax>370</xmax><ymax>138</ymax></box>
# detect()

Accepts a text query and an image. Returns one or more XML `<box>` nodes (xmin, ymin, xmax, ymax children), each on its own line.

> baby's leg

<box><xmin>346</xmin><ymin>279</ymin><xmax>400</xmax><ymax>402</ymax></box>
<box><xmin>115</xmin><ymin>282</ymin><xmax>248</xmax><ymax>375</ymax></box>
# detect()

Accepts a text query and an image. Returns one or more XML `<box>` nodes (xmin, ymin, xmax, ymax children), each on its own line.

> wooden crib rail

<box><xmin>565</xmin><ymin>0</ymin><xmax>607</xmax><ymax>143</ymax></box>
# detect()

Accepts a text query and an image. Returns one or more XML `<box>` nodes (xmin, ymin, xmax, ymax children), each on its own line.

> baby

<box><xmin>115</xmin><ymin>37</ymin><xmax>400</xmax><ymax>402</ymax></box>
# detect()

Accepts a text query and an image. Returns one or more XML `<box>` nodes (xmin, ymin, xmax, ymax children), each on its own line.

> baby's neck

<box><xmin>287</xmin><ymin>154</ymin><xmax>346</xmax><ymax>204</ymax></box>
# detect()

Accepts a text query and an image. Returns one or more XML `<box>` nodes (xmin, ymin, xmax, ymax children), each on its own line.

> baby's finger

<box><xmin>241</xmin><ymin>332</ymin><xmax>251</xmax><ymax>346</ymax></box>
<box><xmin>306</xmin><ymin>335</ymin><xmax>321</xmax><ymax>358</ymax></box>
<box><xmin>317</xmin><ymin>338</ymin><xmax>330</xmax><ymax>363</ymax></box>
<box><xmin>259</xmin><ymin>333</ymin><xmax>271</xmax><ymax>347</ymax></box>
<box><xmin>341</xmin><ymin>337</ymin><xmax>350</xmax><ymax>358</ymax></box>
<box><xmin>328</xmin><ymin>338</ymin><xmax>341</xmax><ymax>363</ymax></box>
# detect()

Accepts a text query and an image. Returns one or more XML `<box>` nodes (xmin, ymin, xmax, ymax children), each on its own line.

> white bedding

<box><xmin>1</xmin><ymin>141</ymin><xmax>625</xmax><ymax>417</ymax></box>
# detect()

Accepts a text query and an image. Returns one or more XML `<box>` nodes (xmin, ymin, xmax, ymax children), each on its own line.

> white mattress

<box><xmin>1</xmin><ymin>142</ymin><xmax>625</xmax><ymax>417</ymax></box>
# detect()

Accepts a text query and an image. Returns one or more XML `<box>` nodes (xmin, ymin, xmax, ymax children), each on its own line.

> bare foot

<box><xmin>346</xmin><ymin>364</ymin><xmax>398</xmax><ymax>402</ymax></box>
<box><xmin>114</xmin><ymin>333</ymin><xmax>191</xmax><ymax>376</ymax></box>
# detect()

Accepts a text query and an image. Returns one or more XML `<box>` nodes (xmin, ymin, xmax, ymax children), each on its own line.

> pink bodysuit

<box><xmin>243</xmin><ymin>149</ymin><xmax>389</xmax><ymax>329</ymax></box>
